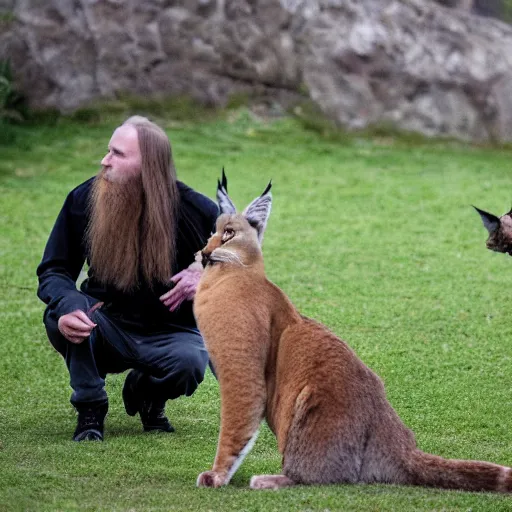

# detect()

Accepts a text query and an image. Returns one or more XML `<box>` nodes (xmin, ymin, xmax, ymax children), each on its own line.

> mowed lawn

<box><xmin>1</xmin><ymin>109</ymin><xmax>512</xmax><ymax>511</ymax></box>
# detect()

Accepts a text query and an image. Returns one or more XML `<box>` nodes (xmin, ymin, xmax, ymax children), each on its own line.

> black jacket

<box><xmin>37</xmin><ymin>177</ymin><xmax>218</xmax><ymax>331</ymax></box>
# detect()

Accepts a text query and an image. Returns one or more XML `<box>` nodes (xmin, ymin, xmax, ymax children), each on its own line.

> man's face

<box><xmin>100</xmin><ymin>124</ymin><xmax>141</xmax><ymax>183</ymax></box>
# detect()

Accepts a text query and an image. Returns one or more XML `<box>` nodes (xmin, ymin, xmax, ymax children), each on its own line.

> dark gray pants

<box><xmin>44</xmin><ymin>301</ymin><xmax>209</xmax><ymax>409</ymax></box>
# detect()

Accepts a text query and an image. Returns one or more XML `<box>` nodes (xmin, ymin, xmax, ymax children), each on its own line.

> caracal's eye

<box><xmin>221</xmin><ymin>228</ymin><xmax>235</xmax><ymax>243</ymax></box>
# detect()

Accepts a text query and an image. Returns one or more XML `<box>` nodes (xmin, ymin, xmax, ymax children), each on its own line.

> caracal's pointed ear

<box><xmin>473</xmin><ymin>205</ymin><xmax>500</xmax><ymax>234</ymax></box>
<box><xmin>243</xmin><ymin>181</ymin><xmax>272</xmax><ymax>244</ymax></box>
<box><xmin>216</xmin><ymin>167</ymin><xmax>236</xmax><ymax>215</ymax></box>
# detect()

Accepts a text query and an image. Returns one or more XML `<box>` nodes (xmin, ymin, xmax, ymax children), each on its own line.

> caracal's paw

<box><xmin>196</xmin><ymin>470</ymin><xmax>227</xmax><ymax>488</ymax></box>
<box><xmin>250</xmin><ymin>474</ymin><xmax>295</xmax><ymax>490</ymax></box>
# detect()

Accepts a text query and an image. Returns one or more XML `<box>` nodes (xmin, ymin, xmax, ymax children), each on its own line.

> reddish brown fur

<box><xmin>195</xmin><ymin>212</ymin><xmax>511</xmax><ymax>492</ymax></box>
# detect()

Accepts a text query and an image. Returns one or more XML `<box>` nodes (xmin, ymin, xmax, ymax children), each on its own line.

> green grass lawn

<box><xmin>1</xmin><ymin>108</ymin><xmax>512</xmax><ymax>511</ymax></box>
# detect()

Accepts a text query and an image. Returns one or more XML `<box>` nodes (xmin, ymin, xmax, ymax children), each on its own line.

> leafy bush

<box><xmin>0</xmin><ymin>58</ymin><xmax>29</xmax><ymax>145</ymax></box>
<box><xmin>0</xmin><ymin>58</ymin><xmax>28</xmax><ymax>124</ymax></box>
<box><xmin>504</xmin><ymin>0</ymin><xmax>512</xmax><ymax>21</ymax></box>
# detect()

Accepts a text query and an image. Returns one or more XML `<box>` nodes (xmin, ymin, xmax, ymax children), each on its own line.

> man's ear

<box><xmin>473</xmin><ymin>205</ymin><xmax>500</xmax><ymax>234</ymax></box>
<box><xmin>216</xmin><ymin>167</ymin><xmax>237</xmax><ymax>215</ymax></box>
<box><xmin>242</xmin><ymin>181</ymin><xmax>272</xmax><ymax>244</ymax></box>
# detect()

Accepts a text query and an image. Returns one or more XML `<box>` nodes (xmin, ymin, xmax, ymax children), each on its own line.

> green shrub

<box><xmin>0</xmin><ymin>58</ymin><xmax>28</xmax><ymax>124</ymax></box>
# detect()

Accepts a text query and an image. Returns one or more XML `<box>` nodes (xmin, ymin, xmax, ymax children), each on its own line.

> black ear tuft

<box><xmin>221</xmin><ymin>167</ymin><xmax>228</xmax><ymax>192</ymax></box>
<box><xmin>473</xmin><ymin>205</ymin><xmax>500</xmax><ymax>234</ymax></box>
<box><xmin>242</xmin><ymin>182</ymin><xmax>272</xmax><ymax>245</ymax></box>
<box><xmin>260</xmin><ymin>180</ymin><xmax>272</xmax><ymax>197</ymax></box>
<box><xmin>217</xmin><ymin>167</ymin><xmax>229</xmax><ymax>196</ymax></box>
<box><xmin>216</xmin><ymin>168</ymin><xmax>236</xmax><ymax>215</ymax></box>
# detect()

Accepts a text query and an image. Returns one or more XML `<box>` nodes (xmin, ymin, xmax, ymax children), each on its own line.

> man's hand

<box><xmin>58</xmin><ymin>310</ymin><xmax>97</xmax><ymax>344</ymax></box>
<box><xmin>160</xmin><ymin>262</ymin><xmax>203</xmax><ymax>312</ymax></box>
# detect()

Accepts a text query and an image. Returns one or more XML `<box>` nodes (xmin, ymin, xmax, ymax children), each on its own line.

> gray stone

<box><xmin>3</xmin><ymin>0</ymin><xmax>512</xmax><ymax>141</ymax></box>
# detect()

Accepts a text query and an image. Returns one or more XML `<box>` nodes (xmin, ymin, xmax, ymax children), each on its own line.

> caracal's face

<box><xmin>100</xmin><ymin>124</ymin><xmax>142</xmax><ymax>184</ymax></box>
<box><xmin>200</xmin><ymin>214</ymin><xmax>259</xmax><ymax>267</ymax></box>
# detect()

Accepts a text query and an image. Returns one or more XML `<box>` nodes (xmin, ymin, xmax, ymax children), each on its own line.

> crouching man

<box><xmin>37</xmin><ymin>116</ymin><xmax>218</xmax><ymax>441</ymax></box>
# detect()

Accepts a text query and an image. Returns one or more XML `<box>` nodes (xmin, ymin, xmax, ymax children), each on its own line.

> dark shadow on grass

<box><xmin>105</xmin><ymin>425</ymin><xmax>174</xmax><ymax>438</ymax></box>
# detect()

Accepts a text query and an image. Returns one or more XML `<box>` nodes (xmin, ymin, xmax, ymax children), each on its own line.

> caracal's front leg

<box><xmin>197</xmin><ymin>363</ymin><xmax>266</xmax><ymax>488</ymax></box>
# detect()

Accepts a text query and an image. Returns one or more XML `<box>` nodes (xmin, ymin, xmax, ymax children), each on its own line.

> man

<box><xmin>37</xmin><ymin>116</ymin><xmax>218</xmax><ymax>441</ymax></box>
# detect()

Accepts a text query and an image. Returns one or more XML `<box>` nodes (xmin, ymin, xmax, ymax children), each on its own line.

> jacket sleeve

<box><xmin>36</xmin><ymin>189</ymin><xmax>90</xmax><ymax>319</ymax></box>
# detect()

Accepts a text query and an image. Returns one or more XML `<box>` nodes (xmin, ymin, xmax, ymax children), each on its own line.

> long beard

<box><xmin>86</xmin><ymin>173</ymin><xmax>176</xmax><ymax>292</ymax></box>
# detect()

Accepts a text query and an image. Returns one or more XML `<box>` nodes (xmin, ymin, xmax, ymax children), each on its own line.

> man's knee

<box><xmin>43</xmin><ymin>307</ymin><xmax>67</xmax><ymax>355</ymax></box>
<box><xmin>166</xmin><ymin>342</ymin><xmax>209</xmax><ymax>397</ymax></box>
<box><xmin>174</xmin><ymin>346</ymin><xmax>208</xmax><ymax>381</ymax></box>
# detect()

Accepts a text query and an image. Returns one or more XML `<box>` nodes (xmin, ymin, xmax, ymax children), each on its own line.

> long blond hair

<box><xmin>87</xmin><ymin>116</ymin><xmax>180</xmax><ymax>291</ymax></box>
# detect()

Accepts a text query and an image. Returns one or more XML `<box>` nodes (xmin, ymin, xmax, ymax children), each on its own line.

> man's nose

<box><xmin>101</xmin><ymin>153</ymin><xmax>110</xmax><ymax>166</ymax></box>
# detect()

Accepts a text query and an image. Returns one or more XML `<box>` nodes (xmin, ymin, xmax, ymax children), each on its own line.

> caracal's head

<box><xmin>474</xmin><ymin>205</ymin><xmax>512</xmax><ymax>255</ymax></box>
<box><xmin>200</xmin><ymin>169</ymin><xmax>272</xmax><ymax>268</ymax></box>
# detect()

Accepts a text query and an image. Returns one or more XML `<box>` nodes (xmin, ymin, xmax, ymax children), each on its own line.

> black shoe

<box><xmin>122</xmin><ymin>370</ymin><xmax>175</xmax><ymax>433</ymax></box>
<box><xmin>73</xmin><ymin>403</ymin><xmax>108</xmax><ymax>442</ymax></box>
<box><xmin>140</xmin><ymin>403</ymin><xmax>175</xmax><ymax>433</ymax></box>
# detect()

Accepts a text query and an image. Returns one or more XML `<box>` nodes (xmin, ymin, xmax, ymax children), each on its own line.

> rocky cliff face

<box><xmin>3</xmin><ymin>0</ymin><xmax>512</xmax><ymax>142</ymax></box>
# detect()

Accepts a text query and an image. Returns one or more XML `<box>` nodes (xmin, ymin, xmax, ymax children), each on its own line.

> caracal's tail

<box><xmin>407</xmin><ymin>450</ymin><xmax>512</xmax><ymax>492</ymax></box>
